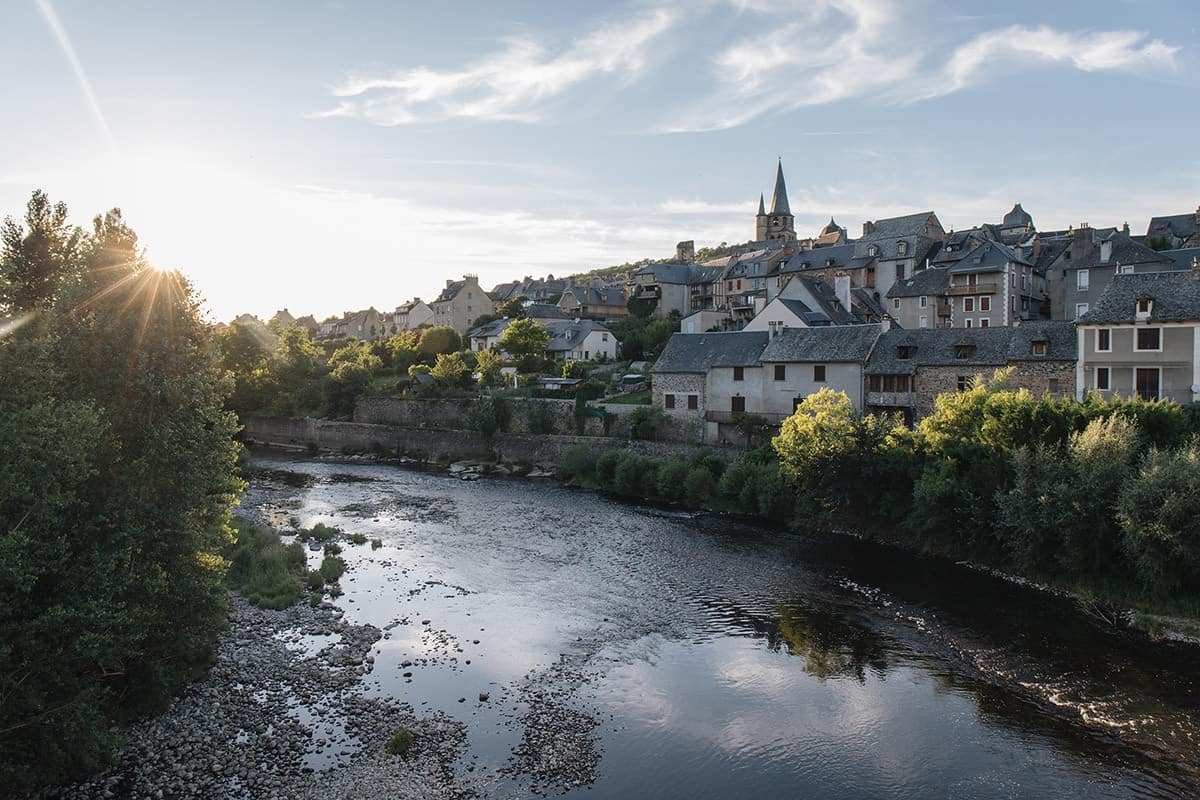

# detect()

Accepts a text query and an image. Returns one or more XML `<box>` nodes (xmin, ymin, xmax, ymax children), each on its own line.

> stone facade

<box><xmin>431</xmin><ymin>275</ymin><xmax>494</xmax><ymax>334</ymax></box>
<box><xmin>912</xmin><ymin>361</ymin><xmax>1075</xmax><ymax>419</ymax></box>
<box><xmin>653</xmin><ymin>372</ymin><xmax>707</xmax><ymax>417</ymax></box>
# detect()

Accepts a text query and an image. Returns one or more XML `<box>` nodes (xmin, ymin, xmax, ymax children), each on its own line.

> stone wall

<box><xmin>914</xmin><ymin>361</ymin><xmax>1076</xmax><ymax>419</ymax></box>
<box><xmin>241</xmin><ymin>416</ymin><xmax>734</xmax><ymax>467</ymax></box>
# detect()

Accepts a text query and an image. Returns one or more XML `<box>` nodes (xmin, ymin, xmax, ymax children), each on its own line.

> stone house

<box><xmin>393</xmin><ymin>299</ymin><xmax>433</xmax><ymax>332</ymax></box>
<box><xmin>744</xmin><ymin>273</ymin><xmax>861</xmax><ymax>331</ymax></box>
<box><xmin>853</xmin><ymin>211</ymin><xmax>946</xmax><ymax>301</ymax></box>
<box><xmin>467</xmin><ymin>318</ymin><xmax>618</xmax><ymax>361</ymax></box>
<box><xmin>432</xmin><ymin>275</ymin><xmax>494</xmax><ymax>334</ymax></box>
<box><xmin>1076</xmin><ymin>270</ymin><xmax>1200</xmax><ymax>404</ymax></box>
<box><xmin>1043</xmin><ymin>227</ymin><xmax>1172</xmax><ymax>320</ymax></box>
<box><xmin>944</xmin><ymin>239</ymin><xmax>1045</xmax><ymax>328</ymax></box>
<box><xmin>756</xmin><ymin>324</ymin><xmax>885</xmax><ymax>415</ymax></box>
<box><xmin>651</xmin><ymin>331</ymin><xmax>769</xmax><ymax>423</ymax></box>
<box><xmin>558</xmin><ymin>285</ymin><xmax>628</xmax><ymax>321</ymax></box>
<box><xmin>339</xmin><ymin>307</ymin><xmax>387</xmax><ymax>341</ymax></box>
<box><xmin>865</xmin><ymin>322</ymin><xmax>1076</xmax><ymax>424</ymax></box>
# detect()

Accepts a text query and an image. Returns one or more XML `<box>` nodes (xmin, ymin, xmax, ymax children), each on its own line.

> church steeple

<box><xmin>755</xmin><ymin>160</ymin><xmax>795</xmax><ymax>242</ymax></box>
<box><xmin>769</xmin><ymin>159</ymin><xmax>791</xmax><ymax>215</ymax></box>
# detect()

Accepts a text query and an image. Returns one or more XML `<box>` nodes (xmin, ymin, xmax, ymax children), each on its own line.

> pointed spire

<box><xmin>769</xmin><ymin>159</ymin><xmax>790</xmax><ymax>215</ymax></box>
<box><xmin>757</xmin><ymin>193</ymin><xmax>765</xmax><ymax>216</ymax></box>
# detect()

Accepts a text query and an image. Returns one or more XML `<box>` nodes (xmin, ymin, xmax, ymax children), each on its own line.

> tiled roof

<box><xmin>779</xmin><ymin>242</ymin><xmax>859</xmax><ymax>273</ymax></box>
<box><xmin>1163</xmin><ymin>248</ymin><xmax>1200</xmax><ymax>271</ymax></box>
<box><xmin>865</xmin><ymin>325</ymin><xmax>1074</xmax><ymax>375</ymax></box>
<box><xmin>1006</xmin><ymin>321</ymin><xmax>1078</xmax><ymax>362</ymax></box>
<box><xmin>435</xmin><ymin>281</ymin><xmax>465</xmax><ymax>303</ymax></box>
<box><xmin>651</xmin><ymin>332</ymin><xmax>769</xmax><ymax>373</ymax></box>
<box><xmin>887</xmin><ymin>266</ymin><xmax>951</xmax><ymax>298</ymax></box>
<box><xmin>948</xmin><ymin>239</ymin><xmax>1031</xmax><ymax>273</ymax></box>
<box><xmin>544</xmin><ymin>320</ymin><xmax>615</xmax><ymax>351</ymax></box>
<box><xmin>1147</xmin><ymin>211</ymin><xmax>1198</xmax><ymax>241</ymax></box>
<box><xmin>759</xmin><ymin>324</ymin><xmax>883</xmax><ymax>363</ymax></box>
<box><xmin>1080</xmin><ymin>272</ymin><xmax>1200</xmax><ymax>324</ymax></box>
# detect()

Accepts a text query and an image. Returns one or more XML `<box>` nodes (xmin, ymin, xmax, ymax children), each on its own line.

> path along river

<box><xmin>241</xmin><ymin>451</ymin><xmax>1200</xmax><ymax>799</ymax></box>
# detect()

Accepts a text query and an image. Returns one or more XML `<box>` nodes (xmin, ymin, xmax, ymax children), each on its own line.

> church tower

<box><xmin>755</xmin><ymin>159</ymin><xmax>795</xmax><ymax>243</ymax></box>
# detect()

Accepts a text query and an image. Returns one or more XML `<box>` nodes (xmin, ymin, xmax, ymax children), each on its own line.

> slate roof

<box><xmin>467</xmin><ymin>319</ymin><xmax>510</xmax><ymax>339</ymax></box>
<box><xmin>865</xmin><ymin>325</ymin><xmax>1075</xmax><ymax>375</ymax></box>
<box><xmin>1147</xmin><ymin>211</ymin><xmax>1198</xmax><ymax>241</ymax></box>
<box><xmin>631</xmin><ymin>262</ymin><xmax>706</xmax><ymax>284</ymax></box>
<box><xmin>930</xmin><ymin>230</ymin><xmax>986</xmax><ymax>265</ymax></box>
<box><xmin>1163</xmin><ymin>248</ymin><xmax>1200</xmax><ymax>271</ymax></box>
<box><xmin>778</xmin><ymin>242</ymin><xmax>860</xmax><ymax>273</ymax></box>
<box><xmin>851</xmin><ymin>288</ymin><xmax>887</xmax><ymax>321</ymax></box>
<box><xmin>1002</xmin><ymin>203</ymin><xmax>1033</xmax><ymax>228</ymax></box>
<box><xmin>887</xmin><ymin>266</ymin><xmax>951</xmax><ymax>298</ymax></box>
<box><xmin>563</xmin><ymin>285</ymin><xmax>626</xmax><ymax>307</ymax></box>
<box><xmin>769</xmin><ymin>160</ymin><xmax>791</xmax><ymax>216</ymax></box>
<box><xmin>1030</xmin><ymin>236</ymin><xmax>1072</xmax><ymax>272</ymax></box>
<box><xmin>759</xmin><ymin>323</ymin><xmax>884</xmax><ymax>363</ymax></box>
<box><xmin>489</xmin><ymin>281</ymin><xmax>521</xmax><ymax>301</ymax></box>
<box><xmin>435</xmin><ymin>281</ymin><xmax>465</xmax><ymax>303</ymax></box>
<box><xmin>1060</xmin><ymin>231</ymin><xmax>1171</xmax><ymax>271</ymax></box>
<box><xmin>1079</xmin><ymin>272</ymin><xmax>1200</xmax><ymax>324</ymax></box>
<box><xmin>949</xmin><ymin>239</ymin><xmax>1031</xmax><ymax>273</ymax></box>
<box><xmin>525</xmin><ymin>303</ymin><xmax>570</xmax><ymax>320</ymax></box>
<box><xmin>651</xmin><ymin>332</ymin><xmax>769</xmax><ymax>373</ymax></box>
<box><xmin>545</xmin><ymin>319</ymin><xmax>615</xmax><ymax>352</ymax></box>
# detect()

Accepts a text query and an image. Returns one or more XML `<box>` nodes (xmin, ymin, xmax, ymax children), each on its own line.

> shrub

<box><xmin>418</xmin><ymin>326</ymin><xmax>462</xmax><ymax>356</ymax></box>
<box><xmin>387</xmin><ymin>729</ymin><xmax>414</xmax><ymax>755</ymax></box>
<box><xmin>595</xmin><ymin>450</ymin><xmax>624</xmax><ymax>484</ymax></box>
<box><xmin>629</xmin><ymin>406</ymin><xmax>667</xmax><ymax>441</ymax></box>
<box><xmin>224</xmin><ymin>523</ymin><xmax>307</xmax><ymax>610</ymax></box>
<box><xmin>526</xmin><ymin>400</ymin><xmax>556</xmax><ymax>434</ymax></box>
<box><xmin>561</xmin><ymin>360</ymin><xmax>588</xmax><ymax>379</ymax></box>
<box><xmin>327</xmin><ymin>582</ymin><xmax>344</xmax><ymax>598</ymax></box>
<box><xmin>684</xmin><ymin>466</ymin><xmax>716</xmax><ymax>507</ymax></box>
<box><xmin>718</xmin><ymin>458</ymin><xmax>756</xmax><ymax>500</ymax></box>
<box><xmin>306</xmin><ymin>570</ymin><xmax>325</xmax><ymax>591</ymax></box>
<box><xmin>370</xmin><ymin>538</ymin><xmax>383</xmax><ymax>550</ymax></box>
<box><xmin>692</xmin><ymin>451</ymin><xmax>726</xmax><ymax>480</ymax></box>
<box><xmin>557</xmin><ymin>445</ymin><xmax>597</xmax><ymax>482</ymax></box>
<box><xmin>1119</xmin><ymin>442</ymin><xmax>1200</xmax><ymax>593</ymax></box>
<box><xmin>299</xmin><ymin>522</ymin><xmax>340</xmax><ymax>542</ymax></box>
<box><xmin>324</xmin><ymin>541</ymin><xmax>342</xmax><ymax>556</ymax></box>
<box><xmin>469</xmin><ymin>395</ymin><xmax>511</xmax><ymax>441</ymax></box>
<box><xmin>348</xmin><ymin>532</ymin><xmax>368</xmax><ymax>545</ymax></box>
<box><xmin>656</xmin><ymin>459</ymin><xmax>691</xmax><ymax>501</ymax></box>
<box><xmin>319</xmin><ymin>555</ymin><xmax>346</xmax><ymax>583</ymax></box>
<box><xmin>613</xmin><ymin>453</ymin><xmax>656</xmax><ymax>497</ymax></box>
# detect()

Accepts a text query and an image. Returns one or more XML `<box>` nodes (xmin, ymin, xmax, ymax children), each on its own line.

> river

<box><xmin>241</xmin><ymin>450</ymin><xmax>1200</xmax><ymax>799</ymax></box>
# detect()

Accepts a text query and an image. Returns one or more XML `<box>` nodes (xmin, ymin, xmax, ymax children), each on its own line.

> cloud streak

<box><xmin>314</xmin><ymin>8</ymin><xmax>678</xmax><ymax>125</ymax></box>
<box><xmin>35</xmin><ymin>0</ymin><xmax>116</xmax><ymax>154</ymax></box>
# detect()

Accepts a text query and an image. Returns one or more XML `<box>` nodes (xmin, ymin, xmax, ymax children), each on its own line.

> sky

<box><xmin>1</xmin><ymin>0</ymin><xmax>1198</xmax><ymax>322</ymax></box>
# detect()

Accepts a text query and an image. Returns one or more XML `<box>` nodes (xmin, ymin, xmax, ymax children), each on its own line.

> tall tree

<box><xmin>0</xmin><ymin>190</ymin><xmax>84</xmax><ymax>313</ymax></box>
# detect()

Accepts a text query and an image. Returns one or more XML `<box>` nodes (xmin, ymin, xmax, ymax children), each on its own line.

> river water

<box><xmin>242</xmin><ymin>451</ymin><xmax>1200</xmax><ymax>799</ymax></box>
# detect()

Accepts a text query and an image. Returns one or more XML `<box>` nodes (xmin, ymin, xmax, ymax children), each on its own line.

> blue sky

<box><xmin>1</xmin><ymin>0</ymin><xmax>1197</xmax><ymax>321</ymax></box>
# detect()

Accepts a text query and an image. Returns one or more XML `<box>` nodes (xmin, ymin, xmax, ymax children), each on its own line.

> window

<box><xmin>1095</xmin><ymin>328</ymin><xmax>1111</xmax><ymax>352</ymax></box>
<box><xmin>964</xmin><ymin>318</ymin><xmax>973</xmax><ymax>328</ymax></box>
<box><xmin>964</xmin><ymin>297</ymin><xmax>975</xmax><ymax>312</ymax></box>
<box><xmin>955</xmin><ymin>344</ymin><xmax>975</xmax><ymax>359</ymax></box>
<box><xmin>897</xmin><ymin>345</ymin><xmax>914</xmax><ymax>359</ymax></box>
<box><xmin>1031</xmin><ymin>340</ymin><xmax>1048</xmax><ymax>355</ymax></box>
<box><xmin>1048</xmin><ymin>378</ymin><xmax>1060</xmax><ymax>394</ymax></box>
<box><xmin>868</xmin><ymin>244</ymin><xmax>879</xmax><ymax>257</ymax></box>
<box><xmin>896</xmin><ymin>263</ymin><xmax>906</xmax><ymax>280</ymax></box>
<box><xmin>919</xmin><ymin>296</ymin><xmax>928</xmax><ymax>308</ymax></box>
<box><xmin>1119</xmin><ymin>265</ymin><xmax>1134</xmax><ymax>274</ymax></box>
<box><xmin>1077</xmin><ymin>270</ymin><xmax>1090</xmax><ymax>291</ymax></box>
<box><xmin>733</xmin><ymin>366</ymin><xmax>744</xmax><ymax>381</ymax></box>
<box><xmin>602</xmin><ymin>333</ymin><xmax>609</xmax><ymax>341</ymax></box>
<box><xmin>1095</xmin><ymin>367</ymin><xmax>1110</xmax><ymax>391</ymax></box>
<box><xmin>980</xmin><ymin>319</ymin><xmax>989</xmax><ymax>328</ymax></box>
<box><xmin>665</xmin><ymin>394</ymin><xmax>676</xmax><ymax>409</ymax></box>
<box><xmin>893</xmin><ymin>298</ymin><xmax>901</xmax><ymax>310</ymax></box>
<box><xmin>979</xmin><ymin>296</ymin><xmax>991</xmax><ymax>312</ymax></box>
<box><xmin>957</xmin><ymin>376</ymin><xmax>968</xmax><ymax>391</ymax></box>
<box><xmin>731</xmin><ymin>396</ymin><xmax>746</xmax><ymax>413</ymax></box>
<box><xmin>1135</xmin><ymin>368</ymin><xmax>1160</xmax><ymax>401</ymax></box>
<box><xmin>919</xmin><ymin>315</ymin><xmax>928</xmax><ymax>329</ymax></box>
<box><xmin>1137</xmin><ymin>298</ymin><xmax>1153</xmax><ymax>315</ymax></box>
<box><xmin>774</xmin><ymin>364</ymin><xmax>786</xmax><ymax>381</ymax></box>
<box><xmin>897</xmin><ymin>241</ymin><xmax>908</xmax><ymax>256</ymax></box>
<box><xmin>1075</xmin><ymin>303</ymin><xmax>1089</xmax><ymax>318</ymax></box>
<box><xmin>688</xmin><ymin>394</ymin><xmax>698</xmax><ymax>410</ymax></box>
<box><xmin>1135</xmin><ymin>327</ymin><xmax>1161</xmax><ymax>351</ymax></box>
<box><xmin>813</xmin><ymin>365</ymin><xmax>826</xmax><ymax>382</ymax></box>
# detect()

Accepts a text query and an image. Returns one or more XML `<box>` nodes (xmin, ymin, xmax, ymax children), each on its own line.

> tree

<box><xmin>0</xmin><ymin>200</ymin><xmax>243</xmax><ymax>790</ymax></box>
<box><xmin>0</xmin><ymin>190</ymin><xmax>85</xmax><ymax>313</ymax></box>
<box><xmin>498</xmin><ymin>318</ymin><xmax>550</xmax><ymax>360</ymax></box>
<box><xmin>496</xmin><ymin>296</ymin><xmax>527</xmax><ymax>318</ymax></box>
<box><xmin>387</xmin><ymin>331</ymin><xmax>422</xmax><ymax>372</ymax></box>
<box><xmin>475</xmin><ymin>348</ymin><xmax>503</xmax><ymax>386</ymax></box>
<box><xmin>418</xmin><ymin>325</ymin><xmax>461</xmax><ymax>355</ymax></box>
<box><xmin>430</xmin><ymin>352</ymin><xmax>469</xmax><ymax>385</ymax></box>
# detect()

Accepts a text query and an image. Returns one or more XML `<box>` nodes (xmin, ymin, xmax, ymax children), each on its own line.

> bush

<box><xmin>469</xmin><ymin>395</ymin><xmax>511</xmax><ymax>441</ymax></box>
<box><xmin>562</xmin><ymin>360</ymin><xmax>588</xmax><ymax>379</ymax></box>
<box><xmin>684</xmin><ymin>466</ymin><xmax>716</xmax><ymax>507</ymax></box>
<box><xmin>324</xmin><ymin>541</ymin><xmax>342</xmax><ymax>556</ymax></box>
<box><xmin>348</xmin><ymin>532</ymin><xmax>368</xmax><ymax>545</ymax></box>
<box><xmin>306</xmin><ymin>570</ymin><xmax>325</xmax><ymax>590</ymax></box>
<box><xmin>387</xmin><ymin>728</ymin><xmax>414</xmax><ymax>755</ymax></box>
<box><xmin>299</xmin><ymin>522</ymin><xmax>340</xmax><ymax>542</ymax></box>
<box><xmin>613</xmin><ymin>453</ymin><xmax>656</xmax><ymax>497</ymax></box>
<box><xmin>558</xmin><ymin>445</ymin><xmax>598</xmax><ymax>482</ymax></box>
<box><xmin>526</xmin><ymin>401</ymin><xmax>556</xmax><ymax>435</ymax></box>
<box><xmin>595</xmin><ymin>450</ymin><xmax>624</xmax><ymax>484</ymax></box>
<box><xmin>629</xmin><ymin>406</ymin><xmax>667</xmax><ymax>441</ymax></box>
<box><xmin>656</xmin><ymin>459</ymin><xmax>691</xmax><ymax>501</ymax></box>
<box><xmin>319</xmin><ymin>555</ymin><xmax>346</xmax><ymax>583</ymax></box>
<box><xmin>718</xmin><ymin>458</ymin><xmax>756</xmax><ymax>500</ymax></box>
<box><xmin>224</xmin><ymin>523</ymin><xmax>307</xmax><ymax>610</ymax></box>
<box><xmin>1119</xmin><ymin>442</ymin><xmax>1200</xmax><ymax>593</ymax></box>
<box><xmin>370</xmin><ymin>538</ymin><xmax>383</xmax><ymax>550</ymax></box>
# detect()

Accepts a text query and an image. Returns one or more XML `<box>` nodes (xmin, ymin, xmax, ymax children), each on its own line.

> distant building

<box><xmin>393</xmin><ymin>299</ymin><xmax>433</xmax><ymax>332</ymax></box>
<box><xmin>1042</xmin><ymin>226</ymin><xmax>1175</xmax><ymax>320</ymax></box>
<box><xmin>754</xmin><ymin>160</ymin><xmax>795</xmax><ymax>243</ymax></box>
<box><xmin>432</xmin><ymin>275</ymin><xmax>494</xmax><ymax>334</ymax></box>
<box><xmin>1146</xmin><ymin>207</ymin><xmax>1200</xmax><ymax>250</ymax></box>
<box><xmin>558</xmin><ymin>285</ymin><xmax>628</xmax><ymax>321</ymax></box>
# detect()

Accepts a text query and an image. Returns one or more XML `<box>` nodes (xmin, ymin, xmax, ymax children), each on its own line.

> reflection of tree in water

<box><xmin>773</xmin><ymin>604</ymin><xmax>890</xmax><ymax>682</ymax></box>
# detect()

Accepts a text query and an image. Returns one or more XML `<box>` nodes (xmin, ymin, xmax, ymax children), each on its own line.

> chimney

<box><xmin>1122</xmin><ymin>221</ymin><xmax>1131</xmax><ymax>235</ymax></box>
<box><xmin>834</xmin><ymin>273</ymin><xmax>852</xmax><ymax>313</ymax></box>
<box><xmin>862</xmin><ymin>220</ymin><xmax>875</xmax><ymax>236</ymax></box>
<box><xmin>675</xmin><ymin>240</ymin><xmax>695</xmax><ymax>264</ymax></box>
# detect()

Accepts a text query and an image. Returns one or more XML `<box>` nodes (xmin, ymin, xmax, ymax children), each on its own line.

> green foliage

<box><xmin>370</xmin><ymin>538</ymin><xmax>383</xmax><ymax>550</ymax></box>
<box><xmin>526</xmin><ymin>400</ymin><xmax>556</xmax><ymax>434</ymax></box>
<box><xmin>475</xmin><ymin>348</ymin><xmax>503</xmax><ymax>386</ymax></box>
<box><xmin>684</xmin><ymin>466</ymin><xmax>717</xmax><ymax>506</ymax></box>
<box><xmin>306</xmin><ymin>570</ymin><xmax>325</xmax><ymax>591</ymax></box>
<box><xmin>319</xmin><ymin>555</ymin><xmax>347</xmax><ymax>584</ymax></box>
<box><xmin>430</xmin><ymin>352</ymin><xmax>469</xmax><ymax>385</ymax></box>
<box><xmin>613</xmin><ymin>454</ymin><xmax>658</xmax><ymax>497</ymax></box>
<box><xmin>498</xmin><ymin>318</ymin><xmax>551</xmax><ymax>359</ymax></box>
<box><xmin>655</xmin><ymin>459</ymin><xmax>691</xmax><ymax>501</ymax></box>
<box><xmin>561</xmin><ymin>360</ymin><xmax>588</xmax><ymax>379</ymax></box>
<box><xmin>418</xmin><ymin>326</ymin><xmax>462</xmax><ymax>356</ymax></box>
<box><xmin>224</xmin><ymin>524</ymin><xmax>306</xmax><ymax>609</ymax></box>
<box><xmin>387</xmin><ymin>331</ymin><xmax>423</xmax><ymax>372</ymax></box>
<box><xmin>298</xmin><ymin>522</ymin><xmax>340</xmax><ymax>542</ymax></box>
<box><xmin>1119</xmin><ymin>442</ymin><xmax>1200</xmax><ymax>593</ymax></box>
<box><xmin>0</xmin><ymin>195</ymin><xmax>243</xmax><ymax>791</ymax></box>
<box><xmin>629</xmin><ymin>406</ymin><xmax>667</xmax><ymax>441</ymax></box>
<box><xmin>387</xmin><ymin>728</ymin><xmax>414</xmax><ymax>755</ymax></box>
<box><xmin>348</xmin><ymin>532</ymin><xmax>369</xmax><ymax>545</ymax></box>
<box><xmin>496</xmin><ymin>296</ymin><xmax>527</xmax><ymax>318</ymax></box>
<box><xmin>610</xmin><ymin>315</ymin><xmax>677</xmax><ymax>360</ymax></box>
<box><xmin>557</xmin><ymin>445</ymin><xmax>598</xmax><ymax>481</ymax></box>
<box><xmin>468</xmin><ymin>394</ymin><xmax>511</xmax><ymax>441</ymax></box>
<box><xmin>595</xmin><ymin>450</ymin><xmax>624</xmax><ymax>484</ymax></box>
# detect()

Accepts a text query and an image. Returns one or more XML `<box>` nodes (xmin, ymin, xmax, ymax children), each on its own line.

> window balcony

<box><xmin>947</xmin><ymin>281</ymin><xmax>998</xmax><ymax>296</ymax></box>
<box><xmin>867</xmin><ymin>391</ymin><xmax>915</xmax><ymax>407</ymax></box>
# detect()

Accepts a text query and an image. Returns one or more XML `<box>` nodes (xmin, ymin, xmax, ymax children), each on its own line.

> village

<box><xmin>227</xmin><ymin>161</ymin><xmax>1200</xmax><ymax>444</ymax></box>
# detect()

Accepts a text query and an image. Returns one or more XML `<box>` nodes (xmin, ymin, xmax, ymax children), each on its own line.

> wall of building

<box><xmin>706</xmin><ymin>365</ymin><xmax>766</xmax><ymax>415</ymax></box>
<box><xmin>681</xmin><ymin>310</ymin><xmax>729</xmax><ymax>334</ymax></box>
<box><xmin>913</xmin><ymin>361</ymin><xmax>1076</xmax><ymax>419</ymax></box>
<box><xmin>759</xmin><ymin>361</ymin><xmax>864</xmax><ymax>413</ymax></box>
<box><xmin>1078</xmin><ymin>324</ymin><xmax>1199</xmax><ymax>403</ymax></box>
<box><xmin>654</xmin><ymin>372</ymin><xmax>707</xmax><ymax>416</ymax></box>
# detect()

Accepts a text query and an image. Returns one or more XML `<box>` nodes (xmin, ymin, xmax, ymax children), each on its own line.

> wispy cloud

<box><xmin>313</xmin><ymin>8</ymin><xmax>678</xmax><ymax>125</ymax></box>
<box><xmin>664</xmin><ymin>0</ymin><xmax>1179</xmax><ymax>131</ymax></box>
<box><xmin>35</xmin><ymin>0</ymin><xmax>116</xmax><ymax>154</ymax></box>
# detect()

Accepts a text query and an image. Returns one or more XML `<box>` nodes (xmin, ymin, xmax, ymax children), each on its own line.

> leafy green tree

<box><xmin>498</xmin><ymin>318</ymin><xmax>550</xmax><ymax>360</ymax></box>
<box><xmin>1119</xmin><ymin>442</ymin><xmax>1200</xmax><ymax>593</ymax></box>
<box><xmin>387</xmin><ymin>331</ymin><xmax>422</xmax><ymax>372</ymax></box>
<box><xmin>475</xmin><ymin>348</ymin><xmax>503</xmax><ymax>386</ymax></box>
<box><xmin>561</xmin><ymin>360</ymin><xmax>587</xmax><ymax>379</ymax></box>
<box><xmin>430</xmin><ymin>352</ymin><xmax>469</xmax><ymax>385</ymax></box>
<box><xmin>418</xmin><ymin>325</ymin><xmax>461</xmax><ymax>356</ymax></box>
<box><xmin>496</xmin><ymin>296</ymin><xmax>527</xmax><ymax>318</ymax></box>
<box><xmin>0</xmin><ymin>190</ymin><xmax>85</xmax><ymax>312</ymax></box>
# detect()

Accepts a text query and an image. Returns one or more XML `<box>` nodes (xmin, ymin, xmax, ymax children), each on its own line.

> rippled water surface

<box><xmin>243</xmin><ymin>452</ymin><xmax>1200</xmax><ymax>799</ymax></box>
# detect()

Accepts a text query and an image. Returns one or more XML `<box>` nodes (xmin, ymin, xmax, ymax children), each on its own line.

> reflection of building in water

<box><xmin>775</xmin><ymin>605</ymin><xmax>888</xmax><ymax>682</ymax></box>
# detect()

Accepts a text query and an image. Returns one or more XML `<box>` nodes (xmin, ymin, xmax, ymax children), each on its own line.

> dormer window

<box><xmin>897</xmin><ymin>345</ymin><xmax>914</xmax><ymax>359</ymax></box>
<box><xmin>867</xmin><ymin>244</ymin><xmax>879</xmax><ymax>257</ymax></box>
<box><xmin>954</xmin><ymin>344</ymin><xmax>975</xmax><ymax>360</ymax></box>
<box><xmin>897</xmin><ymin>241</ymin><xmax>908</xmax><ymax>256</ymax></box>
<box><xmin>1136</xmin><ymin>297</ymin><xmax>1153</xmax><ymax>316</ymax></box>
<box><xmin>1031</xmin><ymin>340</ymin><xmax>1048</xmax><ymax>356</ymax></box>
